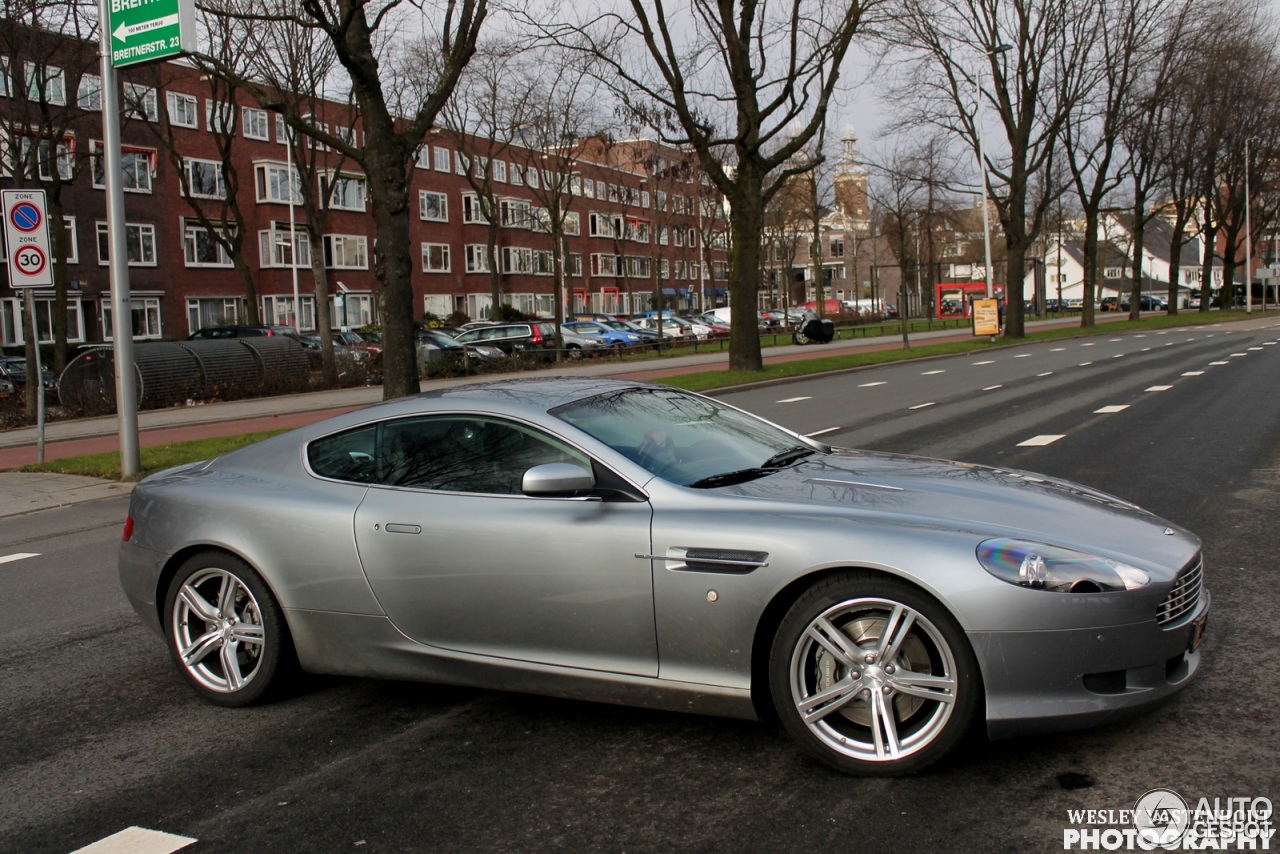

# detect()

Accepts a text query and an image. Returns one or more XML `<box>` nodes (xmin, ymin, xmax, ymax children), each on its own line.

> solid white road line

<box><xmin>1018</xmin><ymin>435</ymin><xmax>1066</xmax><ymax>447</ymax></box>
<box><xmin>71</xmin><ymin>827</ymin><xmax>196</xmax><ymax>854</ymax></box>
<box><xmin>0</xmin><ymin>553</ymin><xmax>40</xmax><ymax>565</ymax></box>
<box><xmin>1095</xmin><ymin>405</ymin><xmax>1130</xmax><ymax>414</ymax></box>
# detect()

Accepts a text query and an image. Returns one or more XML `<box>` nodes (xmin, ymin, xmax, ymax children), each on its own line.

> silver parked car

<box><xmin>118</xmin><ymin>378</ymin><xmax>1208</xmax><ymax>775</ymax></box>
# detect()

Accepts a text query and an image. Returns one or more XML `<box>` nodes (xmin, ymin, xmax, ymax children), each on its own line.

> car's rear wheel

<box><xmin>769</xmin><ymin>572</ymin><xmax>979</xmax><ymax>775</ymax></box>
<box><xmin>164</xmin><ymin>551</ymin><xmax>294</xmax><ymax>706</ymax></box>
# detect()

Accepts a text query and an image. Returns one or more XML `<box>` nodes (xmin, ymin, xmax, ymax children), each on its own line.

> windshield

<box><xmin>552</xmin><ymin>387</ymin><xmax>814</xmax><ymax>486</ymax></box>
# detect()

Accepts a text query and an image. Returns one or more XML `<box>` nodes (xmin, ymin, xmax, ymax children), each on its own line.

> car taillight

<box><xmin>530</xmin><ymin>326</ymin><xmax>543</xmax><ymax>344</ymax></box>
<box><xmin>122</xmin><ymin>515</ymin><xmax>134</xmax><ymax>541</ymax></box>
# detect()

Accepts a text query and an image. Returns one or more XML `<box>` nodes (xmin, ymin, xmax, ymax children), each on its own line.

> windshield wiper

<box><xmin>761</xmin><ymin>446</ymin><xmax>816</xmax><ymax>468</ymax></box>
<box><xmin>687</xmin><ymin>468</ymin><xmax>769</xmax><ymax>489</ymax></box>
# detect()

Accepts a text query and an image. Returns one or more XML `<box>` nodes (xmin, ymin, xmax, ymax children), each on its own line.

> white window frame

<box><xmin>182</xmin><ymin>157</ymin><xmax>226</xmax><ymax>199</ymax></box>
<box><xmin>258</xmin><ymin>226</ymin><xmax>311</xmax><ymax>268</ymax></box>
<box><xmin>96</xmin><ymin>221</ymin><xmax>157</xmax><ymax>266</ymax></box>
<box><xmin>323</xmin><ymin>234</ymin><xmax>368</xmax><ymax>270</ymax></box>
<box><xmin>25</xmin><ymin>62</ymin><xmax>66</xmax><ymax>105</ymax></box>
<box><xmin>102</xmin><ymin>296</ymin><xmax>161</xmax><ymax>341</ymax></box>
<box><xmin>434</xmin><ymin>147</ymin><xmax>451</xmax><ymax>172</ymax></box>
<box><xmin>419</xmin><ymin>190</ymin><xmax>448</xmax><ymax>222</ymax></box>
<box><xmin>499</xmin><ymin>198</ymin><xmax>532</xmax><ymax>229</ymax></box>
<box><xmin>242</xmin><ymin>107</ymin><xmax>269</xmax><ymax>141</ymax></box>
<box><xmin>255</xmin><ymin>161</ymin><xmax>301</xmax><ymax>204</ymax></box>
<box><xmin>462</xmin><ymin>193</ymin><xmax>488</xmax><ymax>224</ymax></box>
<box><xmin>92</xmin><ymin>143</ymin><xmax>154</xmax><ymax>193</ymax></box>
<box><xmin>122</xmin><ymin>83</ymin><xmax>158</xmax><ymax>121</ymax></box>
<box><xmin>77</xmin><ymin>73</ymin><xmax>101</xmax><ymax>110</ymax></box>
<box><xmin>464</xmin><ymin>244</ymin><xmax>490</xmax><ymax>273</ymax></box>
<box><xmin>322</xmin><ymin>171</ymin><xmax>366</xmax><ymax>211</ymax></box>
<box><xmin>421</xmin><ymin>242</ymin><xmax>450</xmax><ymax>273</ymax></box>
<box><xmin>167</xmin><ymin>92</ymin><xmax>198</xmax><ymax>128</ymax></box>
<box><xmin>20</xmin><ymin>135</ymin><xmax>74</xmax><ymax>181</ymax></box>
<box><xmin>183</xmin><ymin>220</ymin><xmax>236</xmax><ymax>267</ymax></box>
<box><xmin>502</xmin><ymin>246</ymin><xmax>533</xmax><ymax>274</ymax></box>
<box><xmin>205</xmin><ymin>99</ymin><xmax>234</xmax><ymax>134</ymax></box>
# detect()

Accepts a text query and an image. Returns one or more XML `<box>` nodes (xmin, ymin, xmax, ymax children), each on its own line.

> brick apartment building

<box><xmin>0</xmin><ymin>25</ymin><xmax>727</xmax><ymax>350</ymax></box>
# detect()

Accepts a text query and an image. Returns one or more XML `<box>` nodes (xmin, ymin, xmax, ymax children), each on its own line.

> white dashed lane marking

<box><xmin>908</xmin><ymin>402</ymin><xmax>936</xmax><ymax>410</ymax></box>
<box><xmin>983</xmin><ymin>385</ymin><xmax>1003</xmax><ymax>391</ymax></box>
<box><xmin>1095</xmin><ymin>405</ymin><xmax>1130</xmax><ymax>414</ymax></box>
<box><xmin>1018</xmin><ymin>435</ymin><xmax>1066</xmax><ymax>447</ymax></box>
<box><xmin>1183</xmin><ymin>371</ymin><xmax>1204</xmax><ymax>376</ymax></box>
<box><xmin>972</xmin><ymin>360</ymin><xmax>995</xmax><ymax>365</ymax></box>
<box><xmin>1038</xmin><ymin>372</ymin><xmax>1054</xmax><ymax>377</ymax></box>
<box><xmin>1210</xmin><ymin>361</ymin><xmax>1229</xmax><ymax>366</ymax></box>
<box><xmin>70</xmin><ymin>826</ymin><xmax>196</xmax><ymax>854</ymax></box>
<box><xmin>1146</xmin><ymin>385</ymin><xmax>1174</xmax><ymax>392</ymax></box>
<box><xmin>0</xmin><ymin>553</ymin><xmax>40</xmax><ymax>565</ymax></box>
<box><xmin>858</xmin><ymin>381</ymin><xmax>887</xmax><ymax>388</ymax></box>
<box><xmin>776</xmin><ymin>396</ymin><xmax>812</xmax><ymax>403</ymax></box>
<box><xmin>921</xmin><ymin>370</ymin><xmax>946</xmax><ymax>375</ymax></box>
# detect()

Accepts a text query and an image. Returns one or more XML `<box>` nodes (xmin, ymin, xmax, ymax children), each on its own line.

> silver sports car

<box><xmin>119</xmin><ymin>377</ymin><xmax>1208</xmax><ymax>775</ymax></box>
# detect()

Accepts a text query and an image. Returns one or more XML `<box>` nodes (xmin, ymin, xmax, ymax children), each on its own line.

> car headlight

<box><xmin>976</xmin><ymin>538</ymin><xmax>1150</xmax><ymax>593</ymax></box>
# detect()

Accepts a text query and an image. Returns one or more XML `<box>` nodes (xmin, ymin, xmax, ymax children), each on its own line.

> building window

<box><xmin>493</xmin><ymin>160</ymin><xmax>507</xmax><ymax>183</ymax></box>
<box><xmin>0</xmin><ymin>55</ymin><xmax>9</xmax><ymax>98</ymax></box>
<box><xmin>533</xmin><ymin>250</ymin><xmax>555</xmax><ymax>275</ymax></box>
<box><xmin>502</xmin><ymin>246</ymin><xmax>533</xmax><ymax>274</ymax></box>
<box><xmin>322</xmin><ymin>172</ymin><xmax>366</xmax><ymax>211</ymax></box>
<box><xmin>421</xmin><ymin>243</ymin><xmax>450</xmax><ymax>273</ymax></box>
<box><xmin>434</xmin><ymin>147</ymin><xmax>451</xmax><ymax>172</ymax></box>
<box><xmin>182</xmin><ymin>158</ymin><xmax>226</xmax><ymax>199</ymax></box>
<box><xmin>205</xmin><ymin>99</ymin><xmax>234</xmax><ymax>133</ymax></box>
<box><xmin>25</xmin><ymin>62</ymin><xmax>65</xmax><ymax>105</ymax></box>
<box><xmin>591</xmin><ymin>253</ymin><xmax>620</xmax><ymax>276</ymax></box>
<box><xmin>510</xmin><ymin>163</ymin><xmax>523</xmax><ymax>186</ymax></box>
<box><xmin>419</xmin><ymin>190</ymin><xmax>448</xmax><ymax>222</ymax></box>
<box><xmin>258</xmin><ymin>227</ymin><xmax>311</xmax><ymax>268</ymax></box>
<box><xmin>183</xmin><ymin>221</ymin><xmax>235</xmax><ymax>267</ymax></box>
<box><xmin>242</xmin><ymin>107</ymin><xmax>269</xmax><ymax>141</ymax></box>
<box><xmin>499</xmin><ymin>198</ymin><xmax>532</xmax><ymax>229</ymax></box>
<box><xmin>323</xmin><ymin>234</ymin><xmax>368</xmax><ymax>269</ymax></box>
<box><xmin>20</xmin><ymin>135</ymin><xmax>74</xmax><ymax>181</ymax></box>
<box><xmin>92</xmin><ymin>144</ymin><xmax>154</xmax><ymax>192</ymax></box>
<box><xmin>526</xmin><ymin>168</ymin><xmax>539</xmax><ymax>190</ymax></box>
<box><xmin>830</xmin><ymin>236</ymin><xmax>844</xmax><ymax>258</ymax></box>
<box><xmin>96</xmin><ymin>222</ymin><xmax>157</xmax><ymax>266</ymax></box>
<box><xmin>464</xmin><ymin>244</ymin><xmax>490</xmax><ymax>273</ymax></box>
<box><xmin>122</xmin><ymin>83</ymin><xmax>158</xmax><ymax>121</ymax></box>
<box><xmin>103</xmin><ymin>296</ymin><xmax>162</xmax><ymax>340</ymax></box>
<box><xmin>255</xmin><ymin>162</ymin><xmax>300</xmax><ymax>204</ymax></box>
<box><xmin>167</xmin><ymin>92</ymin><xmax>198</xmax><ymax>128</ymax></box>
<box><xmin>77</xmin><ymin>74</ymin><xmax>101</xmax><ymax>110</ymax></box>
<box><xmin>462</xmin><ymin>194</ymin><xmax>488</xmax><ymax>224</ymax></box>
<box><xmin>415</xmin><ymin>145</ymin><xmax>432</xmax><ymax>169</ymax></box>
<box><xmin>564</xmin><ymin>211</ymin><xmax>581</xmax><ymax>236</ymax></box>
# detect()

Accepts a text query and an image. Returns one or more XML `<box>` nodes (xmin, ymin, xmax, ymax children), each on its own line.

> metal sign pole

<box><xmin>23</xmin><ymin>289</ymin><xmax>46</xmax><ymax>462</ymax></box>
<box><xmin>99</xmin><ymin>0</ymin><xmax>141</xmax><ymax>478</ymax></box>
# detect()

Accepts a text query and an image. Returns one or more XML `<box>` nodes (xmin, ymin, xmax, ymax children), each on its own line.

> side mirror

<box><xmin>521</xmin><ymin>462</ymin><xmax>595</xmax><ymax>496</ymax></box>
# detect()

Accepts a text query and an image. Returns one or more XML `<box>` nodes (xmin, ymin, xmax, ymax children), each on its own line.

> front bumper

<box><xmin>973</xmin><ymin>589</ymin><xmax>1209</xmax><ymax>739</ymax></box>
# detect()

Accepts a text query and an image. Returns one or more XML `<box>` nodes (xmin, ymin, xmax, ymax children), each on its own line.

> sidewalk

<box><xmin>0</xmin><ymin>322</ymin><xmax>1038</xmax><ymax>517</ymax></box>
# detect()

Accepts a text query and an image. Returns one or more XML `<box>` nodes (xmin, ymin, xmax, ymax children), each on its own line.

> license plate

<box><xmin>1188</xmin><ymin>612</ymin><xmax>1207</xmax><ymax>652</ymax></box>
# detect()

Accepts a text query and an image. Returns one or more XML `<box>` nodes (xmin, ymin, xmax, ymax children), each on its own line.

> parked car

<box><xmin>635</xmin><ymin>316</ymin><xmax>693</xmax><ymax>340</ymax></box>
<box><xmin>186</xmin><ymin>325</ymin><xmax>299</xmax><ymax>340</ymax></box>
<box><xmin>453</xmin><ymin>320</ymin><xmax>560</xmax><ymax>359</ymax></box>
<box><xmin>0</xmin><ymin>356</ymin><xmax>59</xmax><ymax>401</ymax></box>
<box><xmin>1121</xmin><ymin>295</ymin><xmax>1167</xmax><ymax>312</ymax></box>
<box><xmin>562</xmin><ymin>320</ymin><xmax>645</xmax><ymax>349</ymax></box>
<box><xmin>299</xmin><ymin>334</ymin><xmax>368</xmax><ymax>368</ymax></box>
<box><xmin>330</xmin><ymin>330</ymin><xmax>383</xmax><ymax>362</ymax></box>
<box><xmin>119</xmin><ymin>377</ymin><xmax>1209</xmax><ymax>776</ymax></box>
<box><xmin>600</xmin><ymin>319</ymin><xmax>666</xmax><ymax>345</ymax></box>
<box><xmin>0</xmin><ymin>376</ymin><xmax>14</xmax><ymax>399</ymax></box>
<box><xmin>1099</xmin><ymin>297</ymin><xmax>1120</xmax><ymax>312</ymax></box>
<box><xmin>556</xmin><ymin>327</ymin><xmax>609</xmax><ymax>359</ymax></box>
<box><xmin>683</xmin><ymin>315</ymin><xmax>730</xmax><ymax>338</ymax></box>
<box><xmin>665</xmin><ymin>316</ymin><xmax>713</xmax><ymax>341</ymax></box>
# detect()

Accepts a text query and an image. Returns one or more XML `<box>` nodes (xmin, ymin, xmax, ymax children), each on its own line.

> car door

<box><xmin>352</xmin><ymin>414</ymin><xmax>657</xmax><ymax>676</ymax></box>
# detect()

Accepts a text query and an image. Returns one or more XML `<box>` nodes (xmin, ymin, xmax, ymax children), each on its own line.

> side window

<box><xmin>375</xmin><ymin>416</ymin><xmax>587</xmax><ymax>494</ymax></box>
<box><xmin>307</xmin><ymin>425</ymin><xmax>378</xmax><ymax>483</ymax></box>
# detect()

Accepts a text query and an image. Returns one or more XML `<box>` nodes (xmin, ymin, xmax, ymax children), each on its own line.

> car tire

<box><xmin>164</xmin><ymin>551</ymin><xmax>295</xmax><ymax>707</ymax></box>
<box><xmin>768</xmin><ymin>571</ymin><xmax>980</xmax><ymax>775</ymax></box>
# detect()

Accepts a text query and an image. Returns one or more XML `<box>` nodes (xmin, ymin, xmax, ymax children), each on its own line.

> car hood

<box><xmin>714</xmin><ymin>448</ymin><xmax>1198</xmax><ymax>571</ymax></box>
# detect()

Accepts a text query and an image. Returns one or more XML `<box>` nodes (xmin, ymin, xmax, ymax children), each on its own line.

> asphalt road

<box><xmin>2</xmin><ymin>320</ymin><xmax>1277</xmax><ymax>853</ymax></box>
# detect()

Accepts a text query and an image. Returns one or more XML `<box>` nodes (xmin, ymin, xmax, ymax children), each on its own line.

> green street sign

<box><xmin>108</xmin><ymin>0</ymin><xmax>197</xmax><ymax>68</ymax></box>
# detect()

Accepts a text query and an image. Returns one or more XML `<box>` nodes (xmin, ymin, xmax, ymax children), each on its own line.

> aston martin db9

<box><xmin>119</xmin><ymin>378</ymin><xmax>1208</xmax><ymax>775</ymax></box>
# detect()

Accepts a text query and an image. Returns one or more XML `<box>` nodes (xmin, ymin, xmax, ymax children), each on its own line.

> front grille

<box><xmin>1157</xmin><ymin>556</ymin><xmax>1203</xmax><ymax>625</ymax></box>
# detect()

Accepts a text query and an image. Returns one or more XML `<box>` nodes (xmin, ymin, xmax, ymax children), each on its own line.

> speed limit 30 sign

<box><xmin>3</xmin><ymin>190</ymin><xmax>55</xmax><ymax>288</ymax></box>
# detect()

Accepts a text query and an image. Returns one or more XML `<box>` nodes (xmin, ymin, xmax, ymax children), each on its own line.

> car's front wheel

<box><xmin>164</xmin><ymin>551</ymin><xmax>294</xmax><ymax>706</ymax></box>
<box><xmin>769</xmin><ymin>572</ymin><xmax>979</xmax><ymax>775</ymax></box>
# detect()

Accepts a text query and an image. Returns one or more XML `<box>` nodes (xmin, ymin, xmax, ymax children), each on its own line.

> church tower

<box><xmin>833</xmin><ymin>125</ymin><xmax>870</xmax><ymax>232</ymax></box>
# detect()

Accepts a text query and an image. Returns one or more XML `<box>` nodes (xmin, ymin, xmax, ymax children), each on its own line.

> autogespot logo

<box><xmin>1133</xmin><ymin>789</ymin><xmax>1190</xmax><ymax>848</ymax></box>
<box><xmin>1064</xmin><ymin>788</ymin><xmax>1275</xmax><ymax>850</ymax></box>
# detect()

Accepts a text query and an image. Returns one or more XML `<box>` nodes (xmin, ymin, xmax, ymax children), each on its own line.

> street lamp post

<box><xmin>284</xmin><ymin>126</ymin><xmax>302</xmax><ymax>333</ymax></box>
<box><xmin>975</xmin><ymin>44</ymin><xmax>1013</xmax><ymax>302</ymax></box>
<box><xmin>1244</xmin><ymin>137</ymin><xmax>1252</xmax><ymax>315</ymax></box>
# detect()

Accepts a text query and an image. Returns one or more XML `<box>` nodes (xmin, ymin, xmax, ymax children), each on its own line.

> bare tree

<box><xmin>539</xmin><ymin>0</ymin><xmax>874</xmax><ymax>370</ymax></box>
<box><xmin>200</xmin><ymin>0</ymin><xmax>488</xmax><ymax>399</ymax></box>
<box><xmin>888</xmin><ymin>0</ymin><xmax>1091</xmax><ymax>336</ymax></box>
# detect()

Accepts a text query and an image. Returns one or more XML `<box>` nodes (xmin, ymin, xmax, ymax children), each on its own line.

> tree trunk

<box><xmin>309</xmin><ymin>231</ymin><xmax>338</xmax><ymax>387</ymax></box>
<box><xmin>727</xmin><ymin>178</ymin><xmax>765</xmax><ymax>372</ymax></box>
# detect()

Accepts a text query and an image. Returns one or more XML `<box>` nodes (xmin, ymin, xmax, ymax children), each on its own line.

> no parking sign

<box><xmin>2</xmin><ymin>190</ymin><xmax>55</xmax><ymax>288</ymax></box>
